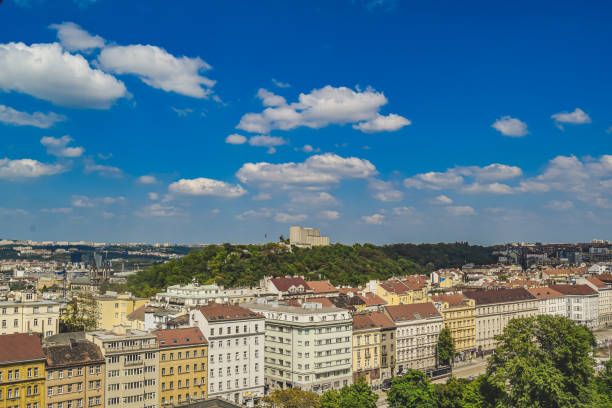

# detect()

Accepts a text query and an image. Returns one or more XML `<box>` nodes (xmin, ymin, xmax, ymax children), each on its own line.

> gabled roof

<box><xmin>380</xmin><ymin>280</ymin><xmax>411</xmax><ymax>295</ymax></box>
<box><xmin>385</xmin><ymin>302</ymin><xmax>441</xmax><ymax>322</ymax></box>
<box><xmin>585</xmin><ymin>277</ymin><xmax>606</xmax><ymax>289</ymax></box>
<box><xmin>306</xmin><ymin>280</ymin><xmax>338</xmax><ymax>294</ymax></box>
<box><xmin>526</xmin><ymin>287</ymin><xmax>564</xmax><ymax>299</ymax></box>
<box><xmin>153</xmin><ymin>327</ymin><xmax>207</xmax><ymax>347</ymax></box>
<box><xmin>463</xmin><ymin>288</ymin><xmax>536</xmax><ymax>305</ymax></box>
<box><xmin>43</xmin><ymin>340</ymin><xmax>104</xmax><ymax>368</ymax></box>
<box><xmin>356</xmin><ymin>292</ymin><xmax>386</xmax><ymax>306</ymax></box>
<box><xmin>306</xmin><ymin>297</ymin><xmax>335</xmax><ymax>307</ymax></box>
<box><xmin>597</xmin><ymin>274</ymin><xmax>612</xmax><ymax>284</ymax></box>
<box><xmin>353</xmin><ymin>312</ymin><xmax>395</xmax><ymax>331</ymax></box>
<box><xmin>270</xmin><ymin>277</ymin><xmax>311</xmax><ymax>292</ymax></box>
<box><xmin>197</xmin><ymin>303</ymin><xmax>263</xmax><ymax>322</ymax></box>
<box><xmin>127</xmin><ymin>305</ymin><xmax>147</xmax><ymax>321</ymax></box>
<box><xmin>549</xmin><ymin>284</ymin><xmax>598</xmax><ymax>296</ymax></box>
<box><xmin>431</xmin><ymin>293</ymin><xmax>470</xmax><ymax>306</ymax></box>
<box><xmin>0</xmin><ymin>333</ymin><xmax>45</xmax><ymax>364</ymax></box>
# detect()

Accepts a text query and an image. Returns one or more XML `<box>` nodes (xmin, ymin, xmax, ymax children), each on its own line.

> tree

<box><xmin>320</xmin><ymin>378</ymin><xmax>377</xmax><ymax>408</ymax></box>
<box><xmin>387</xmin><ymin>369</ymin><xmax>436</xmax><ymax>408</ymax></box>
<box><xmin>261</xmin><ymin>388</ymin><xmax>320</xmax><ymax>408</ymax></box>
<box><xmin>60</xmin><ymin>293</ymin><xmax>98</xmax><ymax>332</ymax></box>
<box><xmin>437</xmin><ymin>326</ymin><xmax>455</xmax><ymax>366</ymax></box>
<box><xmin>487</xmin><ymin>315</ymin><xmax>597</xmax><ymax>408</ymax></box>
<box><xmin>434</xmin><ymin>376</ymin><xmax>468</xmax><ymax>408</ymax></box>
<box><xmin>460</xmin><ymin>375</ymin><xmax>504</xmax><ymax>408</ymax></box>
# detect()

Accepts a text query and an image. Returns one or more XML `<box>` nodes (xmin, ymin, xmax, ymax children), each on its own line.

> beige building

<box><xmin>95</xmin><ymin>292</ymin><xmax>149</xmax><ymax>330</ymax></box>
<box><xmin>464</xmin><ymin>288</ymin><xmax>538</xmax><ymax>354</ymax></box>
<box><xmin>0</xmin><ymin>298</ymin><xmax>60</xmax><ymax>337</ymax></box>
<box><xmin>87</xmin><ymin>327</ymin><xmax>159</xmax><ymax>408</ymax></box>
<box><xmin>384</xmin><ymin>303</ymin><xmax>443</xmax><ymax>374</ymax></box>
<box><xmin>289</xmin><ymin>226</ymin><xmax>330</xmax><ymax>248</ymax></box>
<box><xmin>43</xmin><ymin>339</ymin><xmax>106</xmax><ymax>408</ymax></box>
<box><xmin>352</xmin><ymin>312</ymin><xmax>395</xmax><ymax>389</ymax></box>
<box><xmin>431</xmin><ymin>293</ymin><xmax>476</xmax><ymax>361</ymax></box>
<box><xmin>578</xmin><ymin>277</ymin><xmax>612</xmax><ymax>327</ymax></box>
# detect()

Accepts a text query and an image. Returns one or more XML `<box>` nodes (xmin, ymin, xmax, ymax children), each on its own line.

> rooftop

<box><xmin>153</xmin><ymin>327</ymin><xmax>207</xmax><ymax>347</ymax></box>
<box><xmin>431</xmin><ymin>293</ymin><xmax>470</xmax><ymax>306</ymax></box>
<box><xmin>549</xmin><ymin>284</ymin><xmax>598</xmax><ymax>296</ymax></box>
<box><xmin>244</xmin><ymin>301</ymin><xmax>349</xmax><ymax>316</ymax></box>
<box><xmin>353</xmin><ymin>311</ymin><xmax>394</xmax><ymax>331</ymax></box>
<box><xmin>526</xmin><ymin>287</ymin><xmax>564</xmax><ymax>299</ymax></box>
<box><xmin>306</xmin><ymin>280</ymin><xmax>338</xmax><ymax>294</ymax></box>
<box><xmin>463</xmin><ymin>288</ymin><xmax>536</xmax><ymax>305</ymax></box>
<box><xmin>0</xmin><ymin>333</ymin><xmax>45</xmax><ymax>364</ymax></box>
<box><xmin>43</xmin><ymin>340</ymin><xmax>104</xmax><ymax>368</ymax></box>
<box><xmin>270</xmin><ymin>277</ymin><xmax>311</xmax><ymax>292</ymax></box>
<box><xmin>385</xmin><ymin>302</ymin><xmax>441</xmax><ymax>322</ymax></box>
<box><xmin>197</xmin><ymin>303</ymin><xmax>263</xmax><ymax>322</ymax></box>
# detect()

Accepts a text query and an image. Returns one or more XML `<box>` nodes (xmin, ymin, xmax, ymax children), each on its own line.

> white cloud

<box><xmin>137</xmin><ymin>203</ymin><xmax>178</xmax><ymax>217</ymax></box>
<box><xmin>274</xmin><ymin>212</ymin><xmax>307</xmax><ymax>223</ymax></box>
<box><xmin>404</xmin><ymin>163</ymin><xmax>522</xmax><ymax>191</ymax></box>
<box><xmin>461</xmin><ymin>182</ymin><xmax>513</xmax><ymax>195</ymax></box>
<box><xmin>98</xmin><ymin>44</ymin><xmax>215</xmax><ymax>98</ymax></box>
<box><xmin>148</xmin><ymin>192</ymin><xmax>159</xmax><ymax>201</ymax></box>
<box><xmin>71</xmin><ymin>195</ymin><xmax>124</xmax><ymax>208</ymax></box>
<box><xmin>456</xmin><ymin>163</ymin><xmax>523</xmax><ymax>181</ymax></box>
<box><xmin>551</xmin><ymin>108</ymin><xmax>591</xmax><ymax>127</ymax></box>
<box><xmin>370</xmin><ymin>179</ymin><xmax>403</xmax><ymax>202</ymax></box>
<box><xmin>71</xmin><ymin>196</ymin><xmax>94</xmax><ymax>208</ymax></box>
<box><xmin>431</xmin><ymin>195</ymin><xmax>453</xmax><ymax>205</ymax></box>
<box><xmin>392</xmin><ymin>206</ymin><xmax>414</xmax><ymax>216</ymax></box>
<box><xmin>0</xmin><ymin>105</ymin><xmax>66</xmax><ymax>128</ymax></box>
<box><xmin>84</xmin><ymin>162</ymin><xmax>122</xmax><ymax>177</ymax></box>
<box><xmin>404</xmin><ymin>171</ymin><xmax>464</xmax><ymax>190</ymax></box>
<box><xmin>237</xmin><ymin>85</ymin><xmax>409</xmax><ymax>134</ymax></box>
<box><xmin>362</xmin><ymin>213</ymin><xmax>385</xmax><ymax>224</ymax></box>
<box><xmin>0</xmin><ymin>158</ymin><xmax>65</xmax><ymax>179</ymax></box>
<box><xmin>171</xmin><ymin>107</ymin><xmax>194</xmax><ymax>117</ymax></box>
<box><xmin>0</xmin><ymin>42</ymin><xmax>127</xmax><ymax>108</ymax></box>
<box><xmin>236</xmin><ymin>153</ymin><xmax>377</xmax><ymax>185</ymax></box>
<box><xmin>49</xmin><ymin>22</ymin><xmax>105</xmax><ymax>52</ymax></box>
<box><xmin>290</xmin><ymin>191</ymin><xmax>339</xmax><ymax>206</ymax></box>
<box><xmin>168</xmin><ymin>177</ymin><xmax>246</xmax><ymax>198</ymax></box>
<box><xmin>137</xmin><ymin>175</ymin><xmax>157</xmax><ymax>184</ymax></box>
<box><xmin>491</xmin><ymin>116</ymin><xmax>528</xmax><ymax>137</ymax></box>
<box><xmin>256</xmin><ymin>88</ymin><xmax>287</xmax><ymax>107</ymax></box>
<box><xmin>252</xmin><ymin>192</ymin><xmax>272</xmax><ymax>201</ymax></box>
<box><xmin>272</xmin><ymin>78</ymin><xmax>290</xmax><ymax>88</ymax></box>
<box><xmin>236</xmin><ymin>208</ymin><xmax>272</xmax><ymax>220</ymax></box>
<box><xmin>225</xmin><ymin>134</ymin><xmax>247</xmax><ymax>145</ymax></box>
<box><xmin>320</xmin><ymin>210</ymin><xmax>340</xmax><ymax>220</ymax></box>
<box><xmin>41</xmin><ymin>207</ymin><xmax>72</xmax><ymax>214</ymax></box>
<box><xmin>546</xmin><ymin>200</ymin><xmax>574</xmax><ymax>211</ymax></box>
<box><xmin>248</xmin><ymin>135</ymin><xmax>287</xmax><ymax>154</ymax></box>
<box><xmin>446</xmin><ymin>205</ymin><xmax>476</xmax><ymax>216</ymax></box>
<box><xmin>40</xmin><ymin>136</ymin><xmax>84</xmax><ymax>157</ymax></box>
<box><xmin>352</xmin><ymin>113</ymin><xmax>411</xmax><ymax>133</ymax></box>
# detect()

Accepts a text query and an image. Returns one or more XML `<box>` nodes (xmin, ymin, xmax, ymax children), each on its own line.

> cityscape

<box><xmin>2</xmin><ymin>0</ymin><xmax>612</xmax><ymax>407</ymax></box>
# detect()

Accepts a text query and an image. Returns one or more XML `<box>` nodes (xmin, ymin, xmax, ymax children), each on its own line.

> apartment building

<box><xmin>384</xmin><ymin>303</ymin><xmax>443</xmax><ymax>374</ymax></box>
<box><xmin>245</xmin><ymin>300</ymin><xmax>353</xmax><ymax>394</ymax></box>
<box><xmin>289</xmin><ymin>226</ymin><xmax>330</xmax><ymax>248</ymax></box>
<box><xmin>43</xmin><ymin>339</ymin><xmax>105</xmax><ymax>408</ymax></box>
<box><xmin>0</xmin><ymin>333</ymin><xmax>46</xmax><ymax>408</ymax></box>
<box><xmin>95</xmin><ymin>292</ymin><xmax>148</xmax><ymax>330</ymax></box>
<box><xmin>464</xmin><ymin>288</ymin><xmax>538</xmax><ymax>354</ymax></box>
<box><xmin>578</xmin><ymin>277</ymin><xmax>612</xmax><ymax>327</ymax></box>
<box><xmin>154</xmin><ymin>327</ymin><xmax>208</xmax><ymax>406</ymax></box>
<box><xmin>370</xmin><ymin>277</ymin><xmax>428</xmax><ymax>306</ymax></box>
<box><xmin>526</xmin><ymin>287</ymin><xmax>566</xmax><ymax>317</ymax></box>
<box><xmin>190</xmin><ymin>303</ymin><xmax>264</xmax><ymax>406</ymax></box>
<box><xmin>155</xmin><ymin>284</ymin><xmax>229</xmax><ymax>307</ymax></box>
<box><xmin>431</xmin><ymin>294</ymin><xmax>476</xmax><ymax>361</ymax></box>
<box><xmin>0</xmin><ymin>298</ymin><xmax>60</xmax><ymax>337</ymax></box>
<box><xmin>352</xmin><ymin>312</ymin><xmax>395</xmax><ymax>389</ymax></box>
<box><xmin>86</xmin><ymin>327</ymin><xmax>159</xmax><ymax>408</ymax></box>
<box><xmin>549</xmin><ymin>284</ymin><xmax>599</xmax><ymax>329</ymax></box>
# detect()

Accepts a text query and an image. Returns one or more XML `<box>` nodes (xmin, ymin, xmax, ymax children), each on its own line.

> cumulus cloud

<box><xmin>71</xmin><ymin>195</ymin><xmax>124</xmax><ymax>208</ymax></box>
<box><xmin>404</xmin><ymin>171</ymin><xmax>464</xmax><ymax>190</ymax></box>
<box><xmin>431</xmin><ymin>195</ymin><xmax>453</xmax><ymax>205</ymax></box>
<box><xmin>256</xmin><ymin>88</ymin><xmax>287</xmax><ymax>107</ymax></box>
<box><xmin>272</xmin><ymin>78</ymin><xmax>290</xmax><ymax>88</ymax></box>
<box><xmin>236</xmin><ymin>153</ymin><xmax>377</xmax><ymax>185</ymax></box>
<box><xmin>0</xmin><ymin>105</ymin><xmax>66</xmax><ymax>128</ymax></box>
<box><xmin>236</xmin><ymin>208</ymin><xmax>272</xmax><ymax>220</ymax></box>
<box><xmin>446</xmin><ymin>205</ymin><xmax>476</xmax><ymax>216</ymax></box>
<box><xmin>0</xmin><ymin>42</ymin><xmax>127</xmax><ymax>108</ymax></box>
<box><xmin>461</xmin><ymin>182</ymin><xmax>513</xmax><ymax>195</ymax></box>
<box><xmin>392</xmin><ymin>206</ymin><xmax>414</xmax><ymax>216</ymax></box>
<box><xmin>297</xmin><ymin>144</ymin><xmax>321</xmax><ymax>153</ymax></box>
<box><xmin>148</xmin><ymin>192</ymin><xmax>159</xmax><ymax>200</ymax></box>
<box><xmin>290</xmin><ymin>191</ymin><xmax>339</xmax><ymax>206</ymax></box>
<box><xmin>84</xmin><ymin>162</ymin><xmax>123</xmax><ymax>177</ymax></box>
<box><xmin>274</xmin><ymin>212</ymin><xmax>307</xmax><ymax>223</ymax></box>
<box><xmin>225</xmin><ymin>134</ymin><xmax>247</xmax><ymax>145</ymax></box>
<box><xmin>248</xmin><ymin>135</ymin><xmax>287</xmax><ymax>154</ymax></box>
<box><xmin>320</xmin><ymin>210</ymin><xmax>340</xmax><ymax>220</ymax></box>
<box><xmin>404</xmin><ymin>163</ymin><xmax>522</xmax><ymax>191</ymax></box>
<box><xmin>40</xmin><ymin>136</ymin><xmax>84</xmax><ymax>158</ymax></box>
<box><xmin>491</xmin><ymin>116</ymin><xmax>528</xmax><ymax>137</ymax></box>
<box><xmin>252</xmin><ymin>192</ymin><xmax>272</xmax><ymax>201</ymax></box>
<box><xmin>137</xmin><ymin>203</ymin><xmax>179</xmax><ymax>217</ymax></box>
<box><xmin>362</xmin><ymin>213</ymin><xmax>385</xmax><ymax>224</ymax></box>
<box><xmin>0</xmin><ymin>158</ymin><xmax>65</xmax><ymax>179</ymax></box>
<box><xmin>49</xmin><ymin>22</ymin><xmax>105</xmax><ymax>52</ymax></box>
<box><xmin>137</xmin><ymin>175</ymin><xmax>157</xmax><ymax>184</ymax></box>
<box><xmin>546</xmin><ymin>200</ymin><xmax>574</xmax><ymax>211</ymax></box>
<box><xmin>551</xmin><ymin>108</ymin><xmax>591</xmax><ymax>128</ymax></box>
<box><xmin>369</xmin><ymin>179</ymin><xmax>403</xmax><ymax>202</ymax></box>
<box><xmin>237</xmin><ymin>85</ymin><xmax>409</xmax><ymax>134</ymax></box>
<box><xmin>98</xmin><ymin>44</ymin><xmax>215</xmax><ymax>98</ymax></box>
<box><xmin>352</xmin><ymin>113</ymin><xmax>411</xmax><ymax>133</ymax></box>
<box><xmin>168</xmin><ymin>177</ymin><xmax>246</xmax><ymax>198</ymax></box>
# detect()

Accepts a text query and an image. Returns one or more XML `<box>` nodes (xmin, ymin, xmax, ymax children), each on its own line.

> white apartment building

<box><xmin>464</xmin><ymin>288</ymin><xmax>539</xmax><ymax>354</ymax></box>
<box><xmin>0</xmin><ymin>297</ymin><xmax>60</xmax><ymax>337</ymax></box>
<box><xmin>550</xmin><ymin>284</ymin><xmax>600</xmax><ymax>329</ymax></box>
<box><xmin>289</xmin><ymin>226</ymin><xmax>330</xmax><ymax>248</ymax></box>
<box><xmin>155</xmin><ymin>283</ymin><xmax>228</xmax><ymax>307</ymax></box>
<box><xmin>526</xmin><ymin>287</ymin><xmax>567</xmax><ymax>317</ymax></box>
<box><xmin>87</xmin><ymin>327</ymin><xmax>159</xmax><ymax>408</ymax></box>
<box><xmin>245</xmin><ymin>300</ymin><xmax>353</xmax><ymax>394</ymax></box>
<box><xmin>578</xmin><ymin>277</ymin><xmax>612</xmax><ymax>327</ymax></box>
<box><xmin>190</xmin><ymin>303</ymin><xmax>264</xmax><ymax>406</ymax></box>
<box><xmin>384</xmin><ymin>303</ymin><xmax>443</xmax><ymax>374</ymax></box>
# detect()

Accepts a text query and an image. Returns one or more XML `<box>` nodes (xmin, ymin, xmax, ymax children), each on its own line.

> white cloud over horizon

<box><xmin>0</xmin><ymin>105</ymin><xmax>66</xmax><ymax>128</ymax></box>
<box><xmin>168</xmin><ymin>177</ymin><xmax>246</xmax><ymax>198</ymax></box>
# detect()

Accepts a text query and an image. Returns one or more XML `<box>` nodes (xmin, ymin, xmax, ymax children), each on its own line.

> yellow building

<box><xmin>95</xmin><ymin>292</ymin><xmax>148</xmax><ymax>330</ymax></box>
<box><xmin>375</xmin><ymin>277</ymin><xmax>428</xmax><ymax>306</ymax></box>
<box><xmin>0</xmin><ymin>333</ymin><xmax>46</xmax><ymax>408</ymax></box>
<box><xmin>154</xmin><ymin>327</ymin><xmax>208</xmax><ymax>406</ymax></box>
<box><xmin>352</xmin><ymin>312</ymin><xmax>395</xmax><ymax>389</ymax></box>
<box><xmin>431</xmin><ymin>294</ymin><xmax>476</xmax><ymax>361</ymax></box>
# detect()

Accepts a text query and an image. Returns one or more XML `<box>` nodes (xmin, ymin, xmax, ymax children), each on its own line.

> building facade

<box><xmin>155</xmin><ymin>284</ymin><xmax>228</xmax><ymax>307</ymax></box>
<box><xmin>0</xmin><ymin>299</ymin><xmax>60</xmax><ymax>337</ymax></box>
<box><xmin>549</xmin><ymin>284</ymin><xmax>599</xmax><ymax>329</ymax></box>
<box><xmin>352</xmin><ymin>312</ymin><xmax>394</xmax><ymax>389</ymax></box>
<box><xmin>578</xmin><ymin>277</ymin><xmax>612</xmax><ymax>327</ymax></box>
<box><xmin>0</xmin><ymin>333</ymin><xmax>46</xmax><ymax>408</ymax></box>
<box><xmin>384</xmin><ymin>303</ymin><xmax>443</xmax><ymax>374</ymax></box>
<box><xmin>526</xmin><ymin>287</ymin><xmax>566</xmax><ymax>317</ymax></box>
<box><xmin>289</xmin><ymin>226</ymin><xmax>330</xmax><ymax>248</ymax></box>
<box><xmin>154</xmin><ymin>327</ymin><xmax>208</xmax><ymax>406</ymax></box>
<box><xmin>431</xmin><ymin>294</ymin><xmax>476</xmax><ymax>361</ymax></box>
<box><xmin>245</xmin><ymin>300</ymin><xmax>353</xmax><ymax>394</ymax></box>
<box><xmin>95</xmin><ymin>293</ymin><xmax>149</xmax><ymax>330</ymax></box>
<box><xmin>43</xmin><ymin>339</ymin><xmax>105</xmax><ymax>408</ymax></box>
<box><xmin>190</xmin><ymin>304</ymin><xmax>264</xmax><ymax>406</ymax></box>
<box><xmin>86</xmin><ymin>328</ymin><xmax>159</xmax><ymax>408</ymax></box>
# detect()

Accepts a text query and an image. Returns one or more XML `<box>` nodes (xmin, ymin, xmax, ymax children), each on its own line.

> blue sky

<box><xmin>1</xmin><ymin>0</ymin><xmax>611</xmax><ymax>245</ymax></box>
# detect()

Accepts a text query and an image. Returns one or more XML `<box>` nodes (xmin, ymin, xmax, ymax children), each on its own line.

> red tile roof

<box><xmin>0</xmin><ymin>333</ymin><xmax>45</xmax><ymax>364</ymax></box>
<box><xmin>586</xmin><ymin>277</ymin><xmax>606</xmax><ymax>289</ymax></box>
<box><xmin>353</xmin><ymin>312</ymin><xmax>395</xmax><ymax>331</ymax></box>
<box><xmin>380</xmin><ymin>280</ymin><xmax>411</xmax><ymax>295</ymax></box>
<box><xmin>153</xmin><ymin>327</ymin><xmax>207</xmax><ymax>347</ymax></box>
<box><xmin>356</xmin><ymin>292</ymin><xmax>386</xmax><ymax>306</ymax></box>
<box><xmin>431</xmin><ymin>293</ymin><xmax>469</xmax><ymax>306</ymax></box>
<box><xmin>385</xmin><ymin>302</ymin><xmax>441</xmax><ymax>322</ymax></box>
<box><xmin>197</xmin><ymin>303</ymin><xmax>263</xmax><ymax>322</ymax></box>
<box><xmin>270</xmin><ymin>277</ymin><xmax>311</xmax><ymax>292</ymax></box>
<box><xmin>597</xmin><ymin>274</ymin><xmax>612</xmax><ymax>284</ymax></box>
<box><xmin>305</xmin><ymin>297</ymin><xmax>335</xmax><ymax>307</ymax></box>
<box><xmin>306</xmin><ymin>280</ymin><xmax>338</xmax><ymax>294</ymax></box>
<box><xmin>526</xmin><ymin>287</ymin><xmax>564</xmax><ymax>299</ymax></box>
<box><xmin>549</xmin><ymin>284</ymin><xmax>598</xmax><ymax>296</ymax></box>
<box><xmin>463</xmin><ymin>288</ymin><xmax>536</xmax><ymax>305</ymax></box>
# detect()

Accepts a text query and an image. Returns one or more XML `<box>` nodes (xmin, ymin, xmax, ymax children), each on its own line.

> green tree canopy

<box><xmin>387</xmin><ymin>369</ymin><xmax>437</xmax><ymax>408</ymax></box>
<box><xmin>319</xmin><ymin>378</ymin><xmax>378</xmax><ymax>408</ymax></box>
<box><xmin>437</xmin><ymin>326</ymin><xmax>455</xmax><ymax>366</ymax></box>
<box><xmin>434</xmin><ymin>376</ymin><xmax>468</xmax><ymax>408</ymax></box>
<box><xmin>261</xmin><ymin>388</ymin><xmax>320</xmax><ymax>408</ymax></box>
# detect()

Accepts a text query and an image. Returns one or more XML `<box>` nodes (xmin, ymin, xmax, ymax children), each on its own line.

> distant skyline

<box><xmin>1</xmin><ymin>0</ymin><xmax>611</xmax><ymax>245</ymax></box>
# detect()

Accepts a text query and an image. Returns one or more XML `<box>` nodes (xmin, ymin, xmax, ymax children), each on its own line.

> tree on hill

<box><xmin>319</xmin><ymin>378</ymin><xmax>378</xmax><ymax>408</ymax></box>
<box><xmin>437</xmin><ymin>326</ymin><xmax>455</xmax><ymax>366</ymax></box>
<box><xmin>387</xmin><ymin>369</ymin><xmax>437</xmax><ymax>408</ymax></box>
<box><xmin>261</xmin><ymin>388</ymin><xmax>320</xmax><ymax>408</ymax></box>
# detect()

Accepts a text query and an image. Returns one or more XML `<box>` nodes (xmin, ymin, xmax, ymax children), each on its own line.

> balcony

<box><xmin>125</xmin><ymin>360</ymin><xmax>144</xmax><ymax>367</ymax></box>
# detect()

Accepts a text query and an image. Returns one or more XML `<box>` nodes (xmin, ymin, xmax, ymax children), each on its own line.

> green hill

<box><xmin>125</xmin><ymin>242</ymin><xmax>497</xmax><ymax>297</ymax></box>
